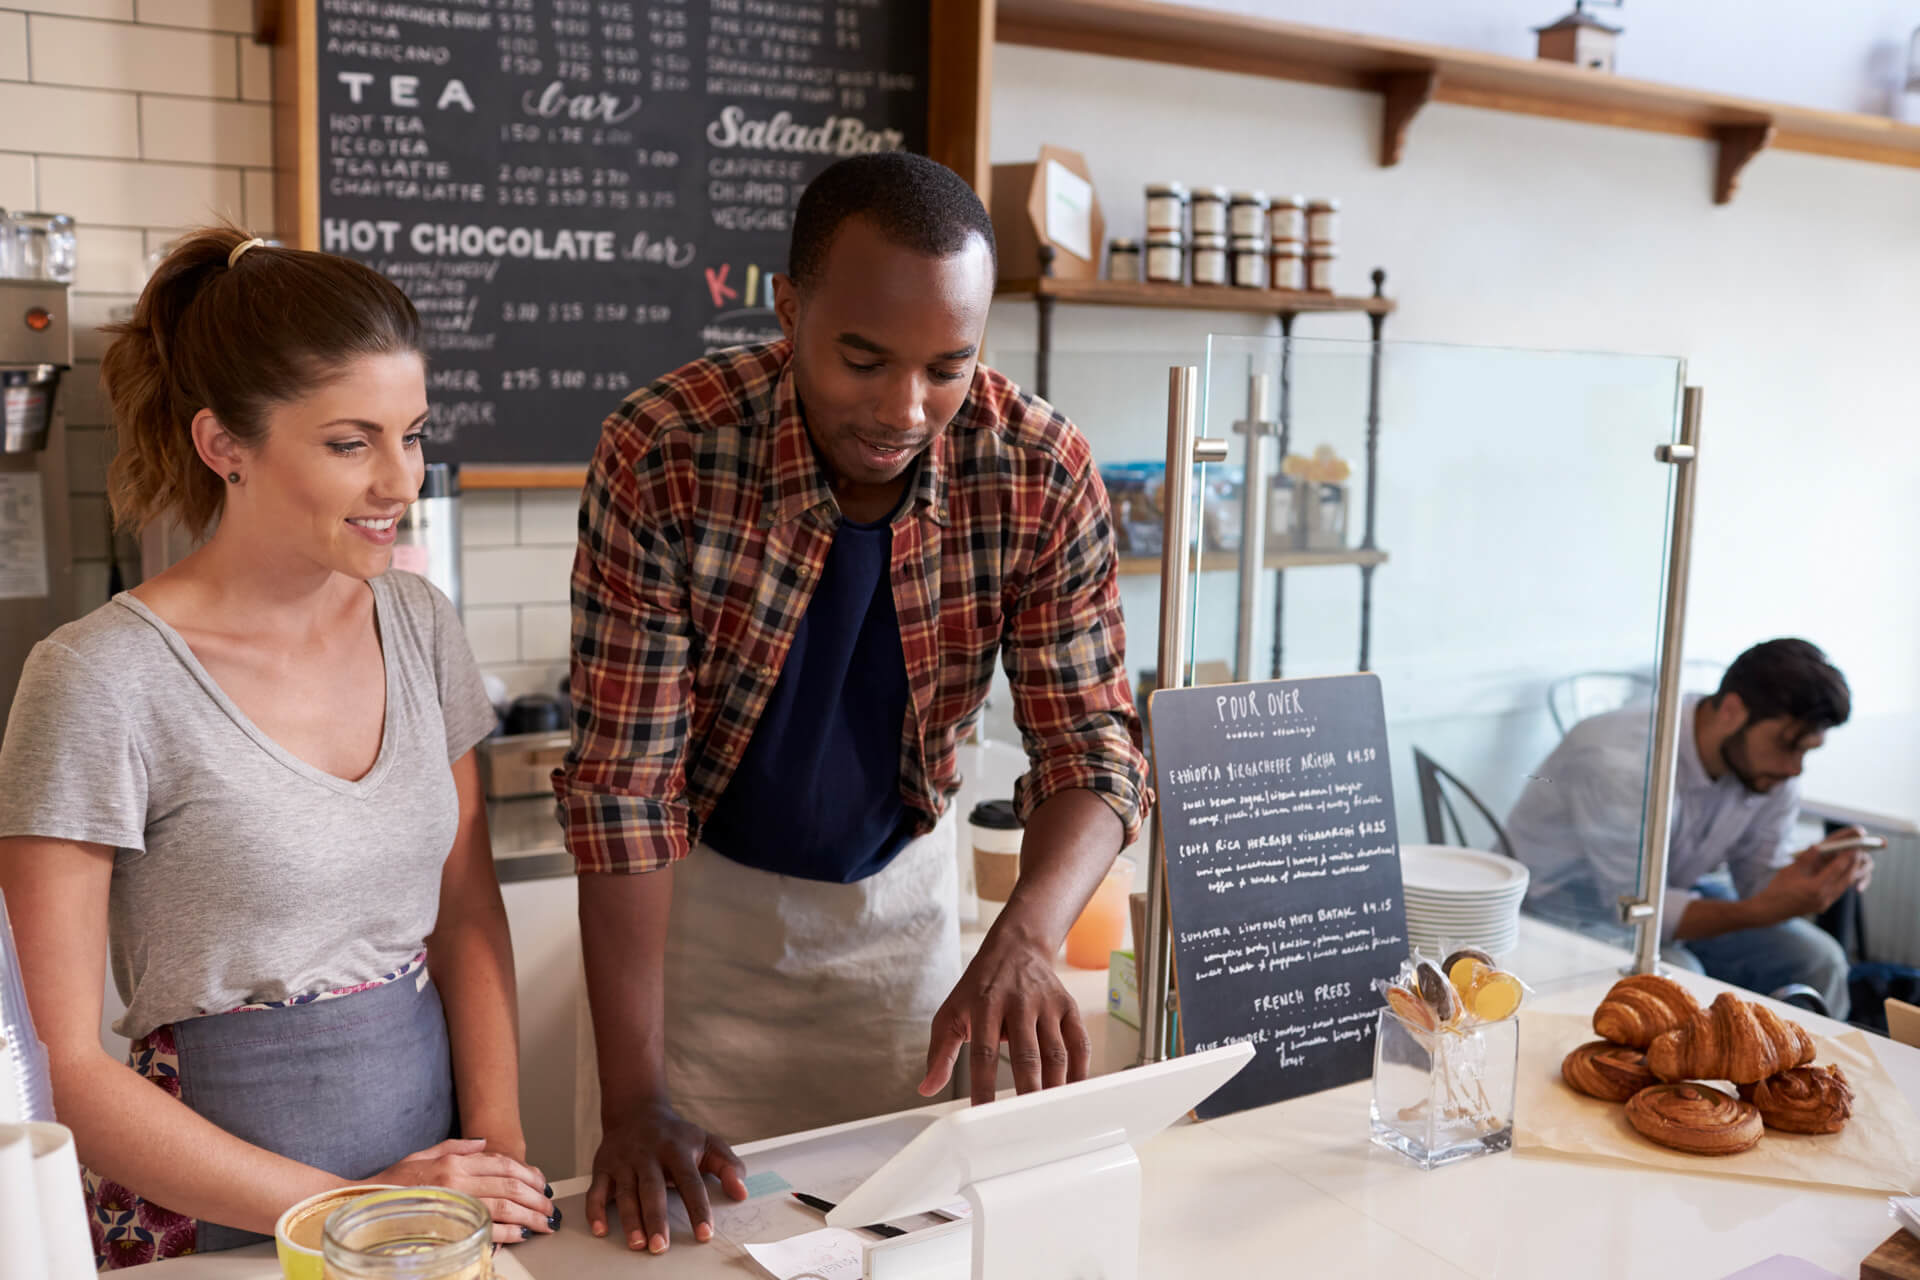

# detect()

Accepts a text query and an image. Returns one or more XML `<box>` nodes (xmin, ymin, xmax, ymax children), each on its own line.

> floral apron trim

<box><xmin>86</xmin><ymin>952</ymin><xmax>427</xmax><ymax>1270</ymax></box>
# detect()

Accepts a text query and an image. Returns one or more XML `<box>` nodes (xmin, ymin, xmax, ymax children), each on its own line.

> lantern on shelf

<box><xmin>1534</xmin><ymin>0</ymin><xmax>1623</xmax><ymax>74</ymax></box>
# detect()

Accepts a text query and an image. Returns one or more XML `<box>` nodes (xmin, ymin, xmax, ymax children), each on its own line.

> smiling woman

<box><xmin>0</xmin><ymin>227</ymin><xmax>554</xmax><ymax>1267</ymax></box>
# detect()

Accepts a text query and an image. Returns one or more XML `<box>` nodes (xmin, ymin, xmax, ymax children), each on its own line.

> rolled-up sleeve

<box><xmin>553</xmin><ymin>422</ymin><xmax>695</xmax><ymax>874</ymax></box>
<box><xmin>1004</xmin><ymin>459</ymin><xmax>1149</xmax><ymax>844</ymax></box>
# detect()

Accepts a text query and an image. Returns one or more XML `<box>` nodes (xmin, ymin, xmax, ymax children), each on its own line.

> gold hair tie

<box><xmin>228</xmin><ymin>237</ymin><xmax>266</xmax><ymax>268</ymax></box>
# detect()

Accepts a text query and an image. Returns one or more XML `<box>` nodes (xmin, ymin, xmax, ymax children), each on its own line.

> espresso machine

<box><xmin>0</xmin><ymin>280</ymin><xmax>75</xmax><ymax>723</ymax></box>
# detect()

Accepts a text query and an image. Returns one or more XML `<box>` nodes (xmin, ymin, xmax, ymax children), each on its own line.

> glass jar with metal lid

<box><xmin>1306</xmin><ymin>197</ymin><xmax>1340</xmax><ymax>246</ymax></box>
<box><xmin>1227</xmin><ymin>191</ymin><xmax>1269</xmax><ymax>238</ymax></box>
<box><xmin>1306</xmin><ymin>244</ymin><xmax>1338</xmax><ymax>293</ymax></box>
<box><xmin>1144</xmin><ymin>231</ymin><xmax>1186</xmax><ymax>284</ymax></box>
<box><xmin>1107</xmin><ymin>238</ymin><xmax>1142</xmax><ymax>283</ymax></box>
<box><xmin>1189</xmin><ymin>187</ymin><xmax>1229</xmax><ymax>237</ymax></box>
<box><xmin>1268</xmin><ymin>195</ymin><xmax>1306</xmax><ymax>244</ymax></box>
<box><xmin>322</xmin><ymin>1188</ymin><xmax>490</xmax><ymax>1280</ymax></box>
<box><xmin>1145</xmin><ymin>182</ymin><xmax>1189</xmax><ymax>235</ymax></box>
<box><xmin>1190</xmin><ymin>233</ymin><xmax>1228</xmax><ymax>286</ymax></box>
<box><xmin>1230</xmin><ymin>236</ymin><xmax>1269</xmax><ymax>289</ymax></box>
<box><xmin>1269</xmin><ymin>239</ymin><xmax>1305</xmax><ymax>292</ymax></box>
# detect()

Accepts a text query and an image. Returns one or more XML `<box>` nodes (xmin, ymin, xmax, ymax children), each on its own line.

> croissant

<box><xmin>1561</xmin><ymin>1040</ymin><xmax>1658</xmax><ymax>1103</ymax></box>
<box><xmin>1646</xmin><ymin>992</ymin><xmax>1815</xmax><ymax>1085</ymax></box>
<box><xmin>1739</xmin><ymin>1065</ymin><xmax>1853</xmax><ymax>1134</ymax></box>
<box><xmin>1625</xmin><ymin>1082</ymin><xmax>1763</xmax><ymax>1156</ymax></box>
<box><xmin>1592</xmin><ymin>974</ymin><xmax>1702</xmax><ymax>1049</ymax></box>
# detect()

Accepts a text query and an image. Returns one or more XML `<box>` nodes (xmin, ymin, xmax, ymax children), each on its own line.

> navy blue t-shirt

<box><xmin>699</xmin><ymin>511</ymin><xmax>914</xmax><ymax>883</ymax></box>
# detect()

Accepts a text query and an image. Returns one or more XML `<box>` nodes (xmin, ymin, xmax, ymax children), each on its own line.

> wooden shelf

<box><xmin>1119</xmin><ymin>547</ymin><xmax>1389</xmax><ymax>576</ymax></box>
<box><xmin>997</xmin><ymin>276</ymin><xmax>1394</xmax><ymax>314</ymax></box>
<box><xmin>995</xmin><ymin>0</ymin><xmax>1920</xmax><ymax>203</ymax></box>
<box><xmin>462</xmin><ymin>465</ymin><xmax>587</xmax><ymax>491</ymax></box>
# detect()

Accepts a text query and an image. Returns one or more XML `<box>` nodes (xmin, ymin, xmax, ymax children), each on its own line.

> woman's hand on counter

<box><xmin>587</xmin><ymin>1096</ymin><xmax>748</xmax><ymax>1254</ymax></box>
<box><xmin>373</xmin><ymin>1137</ymin><xmax>556</xmax><ymax>1243</ymax></box>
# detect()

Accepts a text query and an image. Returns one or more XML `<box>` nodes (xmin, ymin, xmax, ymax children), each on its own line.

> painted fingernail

<box><xmin>520</xmin><ymin>1226</ymin><xmax>531</xmax><ymax>1241</ymax></box>
<box><xmin>543</xmin><ymin>1184</ymin><xmax>553</xmax><ymax>1198</ymax></box>
<box><xmin>548</xmin><ymin>1208</ymin><xmax>562</xmax><ymax>1231</ymax></box>
<box><xmin>649</xmin><ymin>1233</ymin><xmax>667</xmax><ymax>1254</ymax></box>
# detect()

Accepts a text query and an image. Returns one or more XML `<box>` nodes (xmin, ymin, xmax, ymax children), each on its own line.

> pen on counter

<box><xmin>791</xmin><ymin>1191</ymin><xmax>907</xmax><ymax>1238</ymax></box>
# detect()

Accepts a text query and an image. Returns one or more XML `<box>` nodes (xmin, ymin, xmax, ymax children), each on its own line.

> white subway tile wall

<box><xmin>456</xmin><ymin>490</ymin><xmax>584</xmax><ymax>692</ymax></box>
<box><xmin>0</xmin><ymin>2</ymin><xmax>277</xmax><ymax>606</ymax></box>
<box><xmin>0</xmin><ymin>13</ymin><xmax>26</xmax><ymax>81</ymax></box>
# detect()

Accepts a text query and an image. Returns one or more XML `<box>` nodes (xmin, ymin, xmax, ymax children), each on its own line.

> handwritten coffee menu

<box><xmin>1150</xmin><ymin>674</ymin><xmax>1409</xmax><ymax>1119</ymax></box>
<box><xmin>315</xmin><ymin>0</ymin><xmax>929</xmax><ymax>463</ymax></box>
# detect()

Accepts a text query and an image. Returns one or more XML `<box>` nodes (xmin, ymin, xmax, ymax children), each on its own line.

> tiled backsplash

<box><xmin>1</xmin><ymin>0</ymin><xmax>276</xmax><ymax>611</ymax></box>
<box><xmin>459</xmin><ymin>489</ymin><xmax>580</xmax><ymax>701</ymax></box>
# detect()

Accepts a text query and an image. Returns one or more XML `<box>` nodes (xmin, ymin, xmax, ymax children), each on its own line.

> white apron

<box><xmin>574</xmin><ymin>811</ymin><xmax>962</xmax><ymax>1156</ymax></box>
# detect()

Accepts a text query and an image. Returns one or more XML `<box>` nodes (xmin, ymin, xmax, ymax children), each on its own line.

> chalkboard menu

<box><xmin>1150</xmin><ymin>675</ymin><xmax>1410</xmax><ymax>1120</ymax></box>
<box><xmin>314</xmin><ymin>1</ymin><xmax>930</xmax><ymax>464</ymax></box>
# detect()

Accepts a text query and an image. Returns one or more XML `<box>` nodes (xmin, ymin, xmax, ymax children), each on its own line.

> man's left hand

<box><xmin>919</xmin><ymin>925</ymin><xmax>1091</xmax><ymax>1105</ymax></box>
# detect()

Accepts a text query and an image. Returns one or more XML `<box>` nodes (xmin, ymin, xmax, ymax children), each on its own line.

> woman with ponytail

<box><xmin>0</xmin><ymin>228</ymin><xmax>554</xmax><ymax>1266</ymax></box>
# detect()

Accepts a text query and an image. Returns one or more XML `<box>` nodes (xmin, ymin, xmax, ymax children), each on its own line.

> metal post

<box><xmin>1623</xmin><ymin>386</ymin><xmax>1705</xmax><ymax>975</ymax></box>
<box><xmin>1233</xmin><ymin>374</ymin><xmax>1275</xmax><ymax>682</ymax></box>
<box><xmin>1140</xmin><ymin>366</ymin><xmax>1227</xmax><ymax>1065</ymax></box>
<box><xmin>1270</xmin><ymin>313</ymin><xmax>1295</xmax><ymax>679</ymax></box>
<box><xmin>1359</xmin><ymin>270</ymin><xmax>1387</xmax><ymax>671</ymax></box>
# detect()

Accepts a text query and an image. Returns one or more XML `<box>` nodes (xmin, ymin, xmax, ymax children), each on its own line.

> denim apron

<box><xmin>87</xmin><ymin>959</ymin><xmax>455</xmax><ymax>1265</ymax></box>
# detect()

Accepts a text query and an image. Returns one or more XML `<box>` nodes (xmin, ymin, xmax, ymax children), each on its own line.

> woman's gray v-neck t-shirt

<box><xmin>0</xmin><ymin>571</ymin><xmax>497</xmax><ymax>1041</ymax></box>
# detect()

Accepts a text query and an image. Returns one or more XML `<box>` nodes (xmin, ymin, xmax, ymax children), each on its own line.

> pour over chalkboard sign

<box><xmin>309</xmin><ymin>1</ymin><xmax>929</xmax><ymax>464</ymax></box>
<box><xmin>1149</xmin><ymin>674</ymin><xmax>1409</xmax><ymax>1120</ymax></box>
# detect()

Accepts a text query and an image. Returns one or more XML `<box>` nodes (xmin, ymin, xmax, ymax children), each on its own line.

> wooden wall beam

<box><xmin>1379</xmin><ymin>68</ymin><xmax>1437</xmax><ymax>166</ymax></box>
<box><xmin>1713</xmin><ymin>121</ymin><xmax>1775</xmax><ymax>205</ymax></box>
<box><xmin>928</xmin><ymin>0</ymin><xmax>996</xmax><ymax>202</ymax></box>
<box><xmin>267</xmin><ymin>0</ymin><xmax>319</xmax><ymax>248</ymax></box>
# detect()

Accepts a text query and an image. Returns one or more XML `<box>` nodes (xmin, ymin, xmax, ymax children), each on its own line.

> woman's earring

<box><xmin>226</xmin><ymin>472</ymin><xmax>241</xmax><ymax>484</ymax></box>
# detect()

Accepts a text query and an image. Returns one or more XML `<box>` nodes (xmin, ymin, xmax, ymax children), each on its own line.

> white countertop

<box><xmin>126</xmin><ymin>920</ymin><xmax>1919</xmax><ymax>1280</ymax></box>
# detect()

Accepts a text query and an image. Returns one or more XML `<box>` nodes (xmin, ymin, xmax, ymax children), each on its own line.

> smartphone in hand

<box><xmin>1812</xmin><ymin>833</ymin><xmax>1886</xmax><ymax>868</ymax></box>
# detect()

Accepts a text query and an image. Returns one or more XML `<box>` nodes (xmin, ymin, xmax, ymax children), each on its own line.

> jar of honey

<box><xmin>322</xmin><ymin>1189</ymin><xmax>491</xmax><ymax>1280</ymax></box>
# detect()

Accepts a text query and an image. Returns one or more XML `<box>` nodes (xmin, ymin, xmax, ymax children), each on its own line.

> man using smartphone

<box><xmin>1509</xmin><ymin>639</ymin><xmax>1861</xmax><ymax>1017</ymax></box>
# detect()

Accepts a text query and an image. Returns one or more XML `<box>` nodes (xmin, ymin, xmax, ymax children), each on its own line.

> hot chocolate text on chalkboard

<box><xmin>311</xmin><ymin>0</ymin><xmax>931</xmax><ymax>465</ymax></box>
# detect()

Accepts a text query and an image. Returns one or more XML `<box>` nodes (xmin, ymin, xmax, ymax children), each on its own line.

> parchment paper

<box><xmin>1513</xmin><ymin>1011</ymin><xmax>1920</xmax><ymax>1195</ymax></box>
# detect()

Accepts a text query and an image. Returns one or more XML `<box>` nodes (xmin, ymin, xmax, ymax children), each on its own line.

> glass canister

<box><xmin>1107</xmin><ymin>238</ymin><xmax>1142</xmax><ymax>283</ymax></box>
<box><xmin>1270</xmin><ymin>239</ymin><xmax>1305</xmax><ymax>291</ymax></box>
<box><xmin>1267</xmin><ymin>195</ymin><xmax>1306</xmax><ymax>244</ymax></box>
<box><xmin>1189</xmin><ymin>233</ymin><xmax>1227</xmax><ymax>286</ymax></box>
<box><xmin>322</xmin><ymin>1188</ymin><xmax>491</xmax><ymax>1280</ymax></box>
<box><xmin>1369</xmin><ymin>1007</ymin><xmax>1518</xmax><ymax>1170</ymax></box>
<box><xmin>7</xmin><ymin>213</ymin><xmax>76</xmax><ymax>283</ymax></box>
<box><xmin>1227</xmin><ymin>190</ymin><xmax>1268</xmax><ymax>238</ymax></box>
<box><xmin>1144</xmin><ymin>182</ymin><xmax>1188</xmax><ymax>235</ymax></box>
<box><xmin>1306</xmin><ymin>197</ymin><xmax>1340</xmax><ymax>246</ymax></box>
<box><xmin>1229</xmin><ymin>236</ymin><xmax>1268</xmax><ymax>288</ymax></box>
<box><xmin>1144</xmin><ymin>231</ymin><xmax>1185</xmax><ymax>284</ymax></box>
<box><xmin>1189</xmin><ymin>186</ymin><xmax>1228</xmax><ymax>236</ymax></box>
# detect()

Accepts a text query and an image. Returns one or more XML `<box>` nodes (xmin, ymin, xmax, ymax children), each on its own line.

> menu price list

<box><xmin>1150</xmin><ymin>675</ymin><xmax>1410</xmax><ymax>1119</ymax></box>
<box><xmin>316</xmin><ymin>0</ymin><xmax>928</xmax><ymax>463</ymax></box>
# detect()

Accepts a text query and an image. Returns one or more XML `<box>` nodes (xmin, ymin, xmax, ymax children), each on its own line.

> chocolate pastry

<box><xmin>1625</xmin><ymin>1082</ymin><xmax>1764</xmax><ymax>1156</ymax></box>
<box><xmin>1739</xmin><ymin>1064</ymin><xmax>1853</xmax><ymax>1134</ymax></box>
<box><xmin>1561</xmin><ymin>1040</ymin><xmax>1658</xmax><ymax>1103</ymax></box>
<box><xmin>1647</xmin><ymin>992</ymin><xmax>1815</xmax><ymax>1085</ymax></box>
<box><xmin>1592</xmin><ymin>974</ymin><xmax>1702</xmax><ymax>1049</ymax></box>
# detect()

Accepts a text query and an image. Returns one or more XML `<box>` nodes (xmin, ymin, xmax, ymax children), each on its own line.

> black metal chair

<box><xmin>1412</xmin><ymin>747</ymin><xmax>1515</xmax><ymax>859</ymax></box>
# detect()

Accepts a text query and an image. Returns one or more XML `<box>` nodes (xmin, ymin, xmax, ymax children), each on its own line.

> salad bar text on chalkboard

<box><xmin>314</xmin><ymin>0</ymin><xmax>930</xmax><ymax>464</ymax></box>
<box><xmin>1150</xmin><ymin>674</ymin><xmax>1410</xmax><ymax>1120</ymax></box>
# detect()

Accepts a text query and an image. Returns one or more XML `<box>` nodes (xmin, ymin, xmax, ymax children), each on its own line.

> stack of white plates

<box><xmin>1398</xmin><ymin>844</ymin><xmax>1529</xmax><ymax>962</ymax></box>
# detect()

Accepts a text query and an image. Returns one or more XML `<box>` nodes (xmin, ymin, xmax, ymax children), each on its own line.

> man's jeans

<box><xmin>1663</xmin><ymin>880</ymin><xmax>1851</xmax><ymax>1021</ymax></box>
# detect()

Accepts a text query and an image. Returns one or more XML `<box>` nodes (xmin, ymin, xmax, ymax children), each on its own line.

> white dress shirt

<box><xmin>1506</xmin><ymin>696</ymin><xmax>1800</xmax><ymax>942</ymax></box>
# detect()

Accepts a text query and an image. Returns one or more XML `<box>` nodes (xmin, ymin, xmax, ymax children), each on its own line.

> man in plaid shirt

<box><xmin>556</xmin><ymin>153</ymin><xmax>1148</xmax><ymax>1254</ymax></box>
